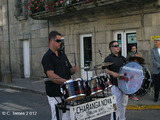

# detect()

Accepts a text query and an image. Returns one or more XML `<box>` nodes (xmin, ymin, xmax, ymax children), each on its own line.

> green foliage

<box><xmin>28</xmin><ymin>0</ymin><xmax>45</xmax><ymax>16</ymax></box>
<box><xmin>28</xmin><ymin>0</ymin><xmax>98</xmax><ymax>15</ymax></box>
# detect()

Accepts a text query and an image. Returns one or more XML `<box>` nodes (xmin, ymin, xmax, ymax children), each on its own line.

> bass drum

<box><xmin>118</xmin><ymin>62</ymin><xmax>144</xmax><ymax>95</ymax></box>
<box><xmin>135</xmin><ymin>67</ymin><xmax>152</xmax><ymax>96</ymax></box>
<box><xmin>118</xmin><ymin>62</ymin><xmax>152</xmax><ymax>96</ymax></box>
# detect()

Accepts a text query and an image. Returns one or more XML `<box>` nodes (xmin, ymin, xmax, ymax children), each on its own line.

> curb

<box><xmin>126</xmin><ymin>105</ymin><xmax>160</xmax><ymax>110</ymax></box>
<box><xmin>0</xmin><ymin>84</ymin><xmax>46</xmax><ymax>96</ymax></box>
<box><xmin>1</xmin><ymin>84</ymin><xmax>160</xmax><ymax>110</ymax></box>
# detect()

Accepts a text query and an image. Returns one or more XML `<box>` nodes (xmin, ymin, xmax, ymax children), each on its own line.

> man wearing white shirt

<box><xmin>151</xmin><ymin>38</ymin><xmax>160</xmax><ymax>102</ymax></box>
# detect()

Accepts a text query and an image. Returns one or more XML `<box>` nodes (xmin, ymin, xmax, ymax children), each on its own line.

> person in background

<box><xmin>151</xmin><ymin>38</ymin><xmax>160</xmax><ymax>102</ymax></box>
<box><xmin>41</xmin><ymin>31</ymin><xmax>78</xmax><ymax>120</ymax></box>
<box><xmin>126</xmin><ymin>45</ymin><xmax>139</xmax><ymax>101</ymax></box>
<box><xmin>104</xmin><ymin>41</ymin><xmax>128</xmax><ymax>120</ymax></box>
<box><xmin>127</xmin><ymin>45</ymin><xmax>138</xmax><ymax>58</ymax></box>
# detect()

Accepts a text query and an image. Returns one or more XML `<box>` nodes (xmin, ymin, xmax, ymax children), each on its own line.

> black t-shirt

<box><xmin>41</xmin><ymin>49</ymin><xmax>72</xmax><ymax>97</ymax></box>
<box><xmin>104</xmin><ymin>53</ymin><xmax>126</xmax><ymax>86</ymax></box>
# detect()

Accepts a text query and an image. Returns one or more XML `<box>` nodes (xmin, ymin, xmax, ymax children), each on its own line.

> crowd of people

<box><xmin>41</xmin><ymin>30</ymin><xmax>160</xmax><ymax>120</ymax></box>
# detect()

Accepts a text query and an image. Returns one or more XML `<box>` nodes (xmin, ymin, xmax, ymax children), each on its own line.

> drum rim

<box><xmin>88</xmin><ymin>76</ymin><xmax>98</xmax><ymax>80</ymax></box>
<box><xmin>64</xmin><ymin>79</ymin><xmax>74</xmax><ymax>84</ymax></box>
<box><xmin>75</xmin><ymin>78</ymin><xmax>83</xmax><ymax>81</ymax></box>
<box><xmin>88</xmin><ymin>90</ymin><xmax>103</xmax><ymax>97</ymax></box>
<box><xmin>64</xmin><ymin>94</ymin><xmax>86</xmax><ymax>101</ymax></box>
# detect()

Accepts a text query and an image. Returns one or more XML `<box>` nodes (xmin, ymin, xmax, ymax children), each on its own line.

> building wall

<box><xmin>48</xmin><ymin>3</ymin><xmax>158</xmax><ymax>74</ymax></box>
<box><xmin>0</xmin><ymin>0</ymin><xmax>49</xmax><ymax>80</ymax></box>
<box><xmin>0</xmin><ymin>0</ymin><xmax>159</xmax><ymax>80</ymax></box>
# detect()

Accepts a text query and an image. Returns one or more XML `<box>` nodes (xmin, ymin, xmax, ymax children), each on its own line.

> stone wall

<box><xmin>0</xmin><ymin>0</ymin><xmax>160</xmax><ymax>80</ymax></box>
<box><xmin>0</xmin><ymin>0</ymin><xmax>49</xmax><ymax>80</ymax></box>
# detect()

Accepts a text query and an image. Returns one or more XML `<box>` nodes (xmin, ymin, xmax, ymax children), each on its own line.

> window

<box><xmin>14</xmin><ymin>0</ymin><xmax>28</xmax><ymax>20</ymax></box>
<box><xmin>83</xmin><ymin>37</ymin><xmax>92</xmax><ymax>67</ymax></box>
<box><xmin>113</xmin><ymin>30</ymin><xmax>137</xmax><ymax>57</ymax></box>
<box><xmin>126</xmin><ymin>33</ymin><xmax>137</xmax><ymax>55</ymax></box>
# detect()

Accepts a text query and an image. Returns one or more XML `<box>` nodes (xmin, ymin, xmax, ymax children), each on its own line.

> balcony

<box><xmin>29</xmin><ymin>0</ymin><xmax>158</xmax><ymax>20</ymax></box>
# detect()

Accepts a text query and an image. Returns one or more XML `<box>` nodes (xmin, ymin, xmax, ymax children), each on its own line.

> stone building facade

<box><xmin>0</xmin><ymin>0</ymin><xmax>160</xmax><ymax>82</ymax></box>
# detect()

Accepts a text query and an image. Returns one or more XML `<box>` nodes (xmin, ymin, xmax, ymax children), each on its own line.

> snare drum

<box><xmin>85</xmin><ymin>76</ymin><xmax>103</xmax><ymax>96</ymax></box>
<box><xmin>97</xmin><ymin>73</ymin><xmax>112</xmax><ymax>89</ymax></box>
<box><xmin>61</xmin><ymin>78</ymin><xmax>85</xmax><ymax>101</ymax></box>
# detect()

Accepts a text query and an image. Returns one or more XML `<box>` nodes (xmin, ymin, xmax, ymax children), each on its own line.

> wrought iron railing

<box><xmin>28</xmin><ymin>0</ymin><xmax>158</xmax><ymax>20</ymax></box>
<box><xmin>28</xmin><ymin>0</ymin><xmax>122</xmax><ymax>19</ymax></box>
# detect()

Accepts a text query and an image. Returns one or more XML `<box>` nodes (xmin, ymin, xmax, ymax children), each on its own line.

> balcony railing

<box><xmin>28</xmin><ymin>0</ymin><xmax>158</xmax><ymax>20</ymax></box>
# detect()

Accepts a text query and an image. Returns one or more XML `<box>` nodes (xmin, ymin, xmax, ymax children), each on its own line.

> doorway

<box><xmin>23</xmin><ymin>40</ymin><xmax>30</xmax><ymax>78</ymax></box>
<box><xmin>80</xmin><ymin>34</ymin><xmax>93</xmax><ymax>80</ymax></box>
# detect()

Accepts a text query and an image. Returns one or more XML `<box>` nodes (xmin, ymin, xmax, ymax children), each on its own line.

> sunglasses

<box><xmin>112</xmin><ymin>45</ymin><xmax>119</xmax><ymax>47</ymax></box>
<box><xmin>55</xmin><ymin>39</ymin><xmax>62</xmax><ymax>43</ymax></box>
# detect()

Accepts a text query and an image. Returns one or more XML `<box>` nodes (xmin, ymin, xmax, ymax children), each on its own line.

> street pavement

<box><xmin>0</xmin><ymin>78</ymin><xmax>160</xmax><ymax>110</ymax></box>
<box><xmin>0</xmin><ymin>87</ymin><xmax>51</xmax><ymax>120</ymax></box>
<box><xmin>1</xmin><ymin>87</ymin><xmax>160</xmax><ymax>120</ymax></box>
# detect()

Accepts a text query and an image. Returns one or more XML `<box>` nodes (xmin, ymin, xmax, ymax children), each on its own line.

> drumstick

<box><xmin>119</xmin><ymin>74</ymin><xmax>124</xmax><ymax>77</ymax></box>
<box><xmin>119</xmin><ymin>73</ymin><xmax>129</xmax><ymax>82</ymax></box>
<box><xmin>74</xmin><ymin>52</ymin><xmax>76</xmax><ymax>66</ymax></box>
<box><xmin>119</xmin><ymin>73</ymin><xmax>134</xmax><ymax>80</ymax></box>
<box><xmin>99</xmin><ymin>49</ymin><xmax>103</xmax><ymax>58</ymax></box>
<box><xmin>44</xmin><ymin>78</ymin><xmax>61</xmax><ymax>81</ymax></box>
<box><xmin>119</xmin><ymin>73</ymin><xmax>127</xmax><ymax>77</ymax></box>
<box><xmin>32</xmin><ymin>78</ymin><xmax>62</xmax><ymax>83</ymax></box>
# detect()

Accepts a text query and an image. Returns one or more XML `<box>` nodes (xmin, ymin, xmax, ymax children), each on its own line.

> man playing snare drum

<box><xmin>104</xmin><ymin>41</ymin><xmax>128</xmax><ymax>120</ymax></box>
<box><xmin>41</xmin><ymin>31</ymin><xmax>78</xmax><ymax>120</ymax></box>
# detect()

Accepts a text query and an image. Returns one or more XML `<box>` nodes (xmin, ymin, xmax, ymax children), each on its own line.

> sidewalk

<box><xmin>0</xmin><ymin>78</ymin><xmax>46</xmax><ymax>95</ymax></box>
<box><xmin>0</xmin><ymin>78</ymin><xmax>160</xmax><ymax>110</ymax></box>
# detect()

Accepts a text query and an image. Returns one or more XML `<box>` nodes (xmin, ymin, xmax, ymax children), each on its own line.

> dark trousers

<box><xmin>153</xmin><ymin>73</ymin><xmax>160</xmax><ymax>100</ymax></box>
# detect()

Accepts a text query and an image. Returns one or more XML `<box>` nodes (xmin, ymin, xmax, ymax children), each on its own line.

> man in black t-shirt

<box><xmin>42</xmin><ymin>31</ymin><xmax>78</xmax><ymax>120</ymax></box>
<box><xmin>104</xmin><ymin>41</ymin><xmax>128</xmax><ymax>120</ymax></box>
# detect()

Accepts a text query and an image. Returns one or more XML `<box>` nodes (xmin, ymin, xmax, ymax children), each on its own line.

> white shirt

<box><xmin>158</xmin><ymin>48</ymin><xmax>160</xmax><ymax>56</ymax></box>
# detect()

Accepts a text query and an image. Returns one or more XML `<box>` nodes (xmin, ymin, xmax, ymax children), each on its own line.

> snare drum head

<box><xmin>118</xmin><ymin>62</ymin><xmax>144</xmax><ymax>95</ymax></box>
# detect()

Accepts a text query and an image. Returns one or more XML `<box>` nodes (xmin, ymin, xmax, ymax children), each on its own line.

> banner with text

<box><xmin>70</xmin><ymin>96</ymin><xmax>116</xmax><ymax>120</ymax></box>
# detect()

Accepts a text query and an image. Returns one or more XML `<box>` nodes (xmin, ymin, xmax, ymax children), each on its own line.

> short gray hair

<box><xmin>154</xmin><ymin>38</ymin><xmax>160</xmax><ymax>41</ymax></box>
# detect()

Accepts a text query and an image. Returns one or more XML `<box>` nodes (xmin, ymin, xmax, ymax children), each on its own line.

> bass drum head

<box><xmin>118</xmin><ymin>62</ymin><xmax>144</xmax><ymax>95</ymax></box>
<box><xmin>135</xmin><ymin>67</ymin><xmax>152</xmax><ymax>96</ymax></box>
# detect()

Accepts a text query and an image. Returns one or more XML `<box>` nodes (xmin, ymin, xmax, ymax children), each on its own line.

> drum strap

<box><xmin>60</xmin><ymin>97</ymin><xmax>67</xmax><ymax>113</ymax></box>
<box><xmin>55</xmin><ymin>105</ymin><xmax>60</xmax><ymax>120</ymax></box>
<box><xmin>54</xmin><ymin>97</ymin><xmax>60</xmax><ymax>120</ymax></box>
